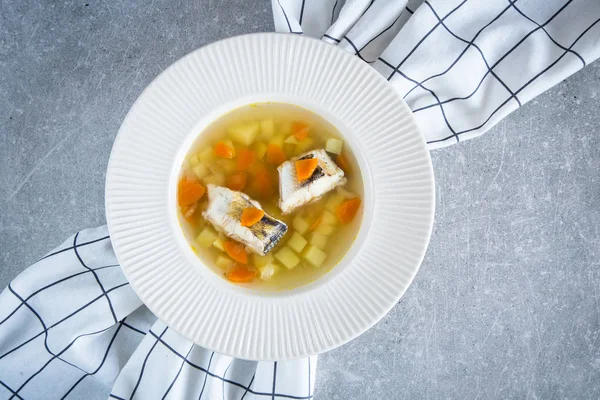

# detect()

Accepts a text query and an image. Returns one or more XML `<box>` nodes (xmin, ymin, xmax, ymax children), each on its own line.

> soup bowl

<box><xmin>106</xmin><ymin>33</ymin><xmax>435</xmax><ymax>360</ymax></box>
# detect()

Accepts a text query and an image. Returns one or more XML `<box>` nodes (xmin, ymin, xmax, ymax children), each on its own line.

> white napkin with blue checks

<box><xmin>1</xmin><ymin>1</ymin><xmax>599</xmax><ymax>399</ymax></box>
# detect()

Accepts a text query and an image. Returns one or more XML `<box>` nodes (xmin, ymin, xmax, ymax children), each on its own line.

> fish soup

<box><xmin>178</xmin><ymin>103</ymin><xmax>363</xmax><ymax>290</ymax></box>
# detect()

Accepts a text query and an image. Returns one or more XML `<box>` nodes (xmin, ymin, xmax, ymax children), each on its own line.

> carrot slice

<box><xmin>226</xmin><ymin>171</ymin><xmax>247</xmax><ymax>191</ymax></box>
<box><xmin>336</xmin><ymin>153</ymin><xmax>350</xmax><ymax>173</ymax></box>
<box><xmin>236</xmin><ymin>148</ymin><xmax>255</xmax><ymax>171</ymax></box>
<box><xmin>291</xmin><ymin>122</ymin><xmax>310</xmax><ymax>141</ymax></box>
<box><xmin>178</xmin><ymin>179</ymin><xmax>206</xmax><ymax>206</ymax></box>
<box><xmin>224</xmin><ymin>240</ymin><xmax>248</xmax><ymax>264</ymax></box>
<box><xmin>336</xmin><ymin>198</ymin><xmax>362</xmax><ymax>224</ymax></box>
<box><xmin>214</xmin><ymin>141</ymin><xmax>235</xmax><ymax>159</ymax></box>
<box><xmin>295</xmin><ymin>158</ymin><xmax>319</xmax><ymax>181</ymax></box>
<box><xmin>253</xmin><ymin>173</ymin><xmax>273</xmax><ymax>199</ymax></box>
<box><xmin>226</xmin><ymin>265</ymin><xmax>256</xmax><ymax>283</ymax></box>
<box><xmin>241</xmin><ymin>207</ymin><xmax>265</xmax><ymax>227</ymax></box>
<box><xmin>266</xmin><ymin>144</ymin><xmax>286</xmax><ymax>165</ymax></box>
<box><xmin>309</xmin><ymin>216</ymin><xmax>322</xmax><ymax>231</ymax></box>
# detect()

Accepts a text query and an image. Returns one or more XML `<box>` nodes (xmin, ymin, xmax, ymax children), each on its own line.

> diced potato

<box><xmin>326</xmin><ymin>138</ymin><xmax>344</xmax><ymax>155</ymax></box>
<box><xmin>203</xmin><ymin>173</ymin><xmax>225</xmax><ymax>186</ymax></box>
<box><xmin>260</xmin><ymin>119</ymin><xmax>275</xmax><ymax>139</ymax></box>
<box><xmin>310</xmin><ymin>232</ymin><xmax>328</xmax><ymax>249</ymax></box>
<box><xmin>303</xmin><ymin>245</ymin><xmax>327</xmax><ymax>268</ymax></box>
<box><xmin>292</xmin><ymin>215</ymin><xmax>310</xmax><ymax>234</ymax></box>
<box><xmin>275</xmin><ymin>247</ymin><xmax>301</xmax><ymax>269</ymax></box>
<box><xmin>213</xmin><ymin>235</ymin><xmax>226</xmax><ymax>251</ymax></box>
<box><xmin>252</xmin><ymin>142</ymin><xmax>268</xmax><ymax>160</ymax></box>
<box><xmin>296</xmin><ymin>137</ymin><xmax>315</xmax><ymax>153</ymax></box>
<box><xmin>287</xmin><ymin>232</ymin><xmax>307</xmax><ymax>253</ymax></box>
<box><xmin>321</xmin><ymin>210</ymin><xmax>338</xmax><ymax>225</ymax></box>
<box><xmin>216</xmin><ymin>255</ymin><xmax>234</xmax><ymax>269</ymax></box>
<box><xmin>219</xmin><ymin>159</ymin><xmax>237</xmax><ymax>174</ymax></box>
<box><xmin>284</xmin><ymin>135</ymin><xmax>299</xmax><ymax>145</ymax></box>
<box><xmin>228</xmin><ymin>121</ymin><xmax>260</xmax><ymax>146</ymax></box>
<box><xmin>189</xmin><ymin>154</ymin><xmax>200</xmax><ymax>166</ymax></box>
<box><xmin>198</xmin><ymin>147</ymin><xmax>215</xmax><ymax>163</ymax></box>
<box><xmin>315</xmin><ymin>224</ymin><xmax>335</xmax><ymax>236</ymax></box>
<box><xmin>259</xmin><ymin>262</ymin><xmax>279</xmax><ymax>281</ymax></box>
<box><xmin>196</xmin><ymin>227</ymin><xmax>217</xmax><ymax>248</ymax></box>
<box><xmin>193</xmin><ymin>163</ymin><xmax>210</xmax><ymax>179</ymax></box>
<box><xmin>325</xmin><ymin>192</ymin><xmax>345</xmax><ymax>212</ymax></box>
<box><xmin>253</xmin><ymin>253</ymin><xmax>274</xmax><ymax>268</ymax></box>
<box><xmin>279</xmin><ymin>121</ymin><xmax>292</xmax><ymax>136</ymax></box>
<box><xmin>268</xmin><ymin>134</ymin><xmax>284</xmax><ymax>148</ymax></box>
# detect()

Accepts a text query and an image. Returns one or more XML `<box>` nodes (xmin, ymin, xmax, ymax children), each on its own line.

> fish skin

<box><xmin>278</xmin><ymin>149</ymin><xmax>346</xmax><ymax>214</ymax></box>
<box><xmin>203</xmin><ymin>185</ymin><xmax>287</xmax><ymax>255</ymax></box>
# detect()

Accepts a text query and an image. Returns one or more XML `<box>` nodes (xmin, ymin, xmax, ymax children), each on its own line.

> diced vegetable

<box><xmin>251</xmin><ymin>167</ymin><xmax>273</xmax><ymax>199</ymax></box>
<box><xmin>198</xmin><ymin>147</ymin><xmax>215</xmax><ymax>163</ymax></box>
<box><xmin>287</xmin><ymin>232</ymin><xmax>307</xmax><ymax>253</ymax></box>
<box><xmin>326</xmin><ymin>138</ymin><xmax>344</xmax><ymax>155</ymax></box>
<box><xmin>203</xmin><ymin>173</ymin><xmax>225</xmax><ymax>186</ymax></box>
<box><xmin>216</xmin><ymin>255</ymin><xmax>234</xmax><ymax>269</ymax></box>
<box><xmin>226</xmin><ymin>171</ymin><xmax>247</xmax><ymax>191</ymax></box>
<box><xmin>336</xmin><ymin>198</ymin><xmax>361</xmax><ymax>224</ymax></box>
<box><xmin>296</xmin><ymin>137</ymin><xmax>315</xmax><ymax>153</ymax></box>
<box><xmin>266</xmin><ymin>144</ymin><xmax>286</xmax><ymax>165</ymax></box>
<box><xmin>309</xmin><ymin>232</ymin><xmax>328</xmax><ymax>250</ymax></box>
<box><xmin>241</xmin><ymin>207</ymin><xmax>265</xmax><ymax>227</ymax></box>
<box><xmin>219</xmin><ymin>159</ymin><xmax>237</xmax><ymax>174</ymax></box>
<box><xmin>213</xmin><ymin>235</ymin><xmax>226</xmax><ymax>251</ymax></box>
<box><xmin>228</xmin><ymin>121</ymin><xmax>260</xmax><ymax>146</ymax></box>
<box><xmin>259</xmin><ymin>262</ymin><xmax>279</xmax><ymax>281</ymax></box>
<box><xmin>178</xmin><ymin>179</ymin><xmax>206</xmax><ymax>206</ymax></box>
<box><xmin>252</xmin><ymin>142</ymin><xmax>268</xmax><ymax>159</ymax></box>
<box><xmin>193</xmin><ymin>163</ymin><xmax>210</xmax><ymax>179</ymax></box>
<box><xmin>284</xmin><ymin>135</ymin><xmax>300</xmax><ymax>145</ymax></box>
<box><xmin>236</xmin><ymin>148</ymin><xmax>255</xmax><ymax>171</ymax></box>
<box><xmin>260</xmin><ymin>119</ymin><xmax>275</xmax><ymax>138</ymax></box>
<box><xmin>309</xmin><ymin>216</ymin><xmax>322</xmax><ymax>231</ymax></box>
<box><xmin>303</xmin><ymin>245</ymin><xmax>327</xmax><ymax>267</ymax></box>
<box><xmin>291</xmin><ymin>122</ymin><xmax>309</xmax><ymax>141</ymax></box>
<box><xmin>196</xmin><ymin>227</ymin><xmax>218</xmax><ymax>248</ymax></box>
<box><xmin>226</xmin><ymin>265</ymin><xmax>256</xmax><ymax>282</ymax></box>
<box><xmin>321</xmin><ymin>210</ymin><xmax>338</xmax><ymax>225</ymax></box>
<box><xmin>275</xmin><ymin>247</ymin><xmax>301</xmax><ymax>269</ymax></box>
<box><xmin>268</xmin><ymin>135</ymin><xmax>284</xmax><ymax>148</ymax></box>
<box><xmin>214</xmin><ymin>141</ymin><xmax>236</xmax><ymax>159</ymax></box>
<box><xmin>292</xmin><ymin>215</ymin><xmax>310</xmax><ymax>234</ymax></box>
<box><xmin>253</xmin><ymin>253</ymin><xmax>274</xmax><ymax>268</ymax></box>
<box><xmin>279</xmin><ymin>121</ymin><xmax>292</xmax><ymax>136</ymax></box>
<box><xmin>189</xmin><ymin>154</ymin><xmax>200</xmax><ymax>166</ymax></box>
<box><xmin>224</xmin><ymin>240</ymin><xmax>248</xmax><ymax>264</ymax></box>
<box><xmin>336</xmin><ymin>153</ymin><xmax>350</xmax><ymax>172</ymax></box>
<box><xmin>325</xmin><ymin>192</ymin><xmax>345</xmax><ymax>212</ymax></box>
<box><xmin>295</xmin><ymin>158</ymin><xmax>319</xmax><ymax>181</ymax></box>
<box><xmin>315</xmin><ymin>224</ymin><xmax>335</xmax><ymax>236</ymax></box>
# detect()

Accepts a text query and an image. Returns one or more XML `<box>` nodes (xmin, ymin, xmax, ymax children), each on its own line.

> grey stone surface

<box><xmin>1</xmin><ymin>1</ymin><xmax>599</xmax><ymax>399</ymax></box>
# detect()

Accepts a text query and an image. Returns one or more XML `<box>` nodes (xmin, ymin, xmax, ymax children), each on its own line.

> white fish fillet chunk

<box><xmin>278</xmin><ymin>149</ymin><xmax>346</xmax><ymax>214</ymax></box>
<box><xmin>203</xmin><ymin>185</ymin><xmax>288</xmax><ymax>255</ymax></box>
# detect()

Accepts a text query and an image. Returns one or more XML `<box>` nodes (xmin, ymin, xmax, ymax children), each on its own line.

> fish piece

<box><xmin>278</xmin><ymin>149</ymin><xmax>346</xmax><ymax>214</ymax></box>
<box><xmin>203</xmin><ymin>185</ymin><xmax>287</xmax><ymax>255</ymax></box>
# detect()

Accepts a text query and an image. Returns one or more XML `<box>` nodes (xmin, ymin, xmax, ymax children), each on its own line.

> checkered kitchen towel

<box><xmin>1</xmin><ymin>1</ymin><xmax>599</xmax><ymax>399</ymax></box>
<box><xmin>273</xmin><ymin>0</ymin><xmax>600</xmax><ymax>148</ymax></box>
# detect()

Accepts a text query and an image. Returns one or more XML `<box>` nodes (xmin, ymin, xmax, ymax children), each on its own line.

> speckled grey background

<box><xmin>1</xmin><ymin>1</ymin><xmax>599</xmax><ymax>399</ymax></box>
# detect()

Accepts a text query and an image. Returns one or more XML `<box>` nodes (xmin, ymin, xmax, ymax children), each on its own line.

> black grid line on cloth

<box><xmin>73</xmin><ymin>232</ymin><xmax>118</xmax><ymax>323</ymax></box>
<box><xmin>0</xmin><ymin>380</ymin><xmax>23</xmax><ymax>400</ymax></box>
<box><xmin>129</xmin><ymin>326</ymin><xmax>169</xmax><ymax>400</ymax></box>
<box><xmin>198</xmin><ymin>352</ymin><xmax>215</xmax><ymax>399</ymax></box>
<box><xmin>0</xmin><ymin>282</ymin><xmax>129</xmax><ymax>361</ymax></box>
<box><xmin>427</xmin><ymin>16</ymin><xmax>600</xmax><ymax>144</ymax></box>
<box><xmin>0</xmin><ymin>264</ymin><xmax>119</xmax><ymax>327</ymax></box>
<box><xmin>147</xmin><ymin>330</ymin><xmax>313</xmax><ymax>400</ymax></box>
<box><xmin>509</xmin><ymin>1</ymin><xmax>586</xmax><ymax>66</ymax></box>
<box><xmin>422</xmin><ymin>0</ymin><xmax>522</xmax><ymax>107</ymax></box>
<box><xmin>402</xmin><ymin>1</ymin><xmax>514</xmax><ymax>101</ymax></box>
<box><xmin>161</xmin><ymin>344</ymin><xmax>194</xmax><ymax>400</ymax></box>
<box><xmin>411</xmin><ymin>0</ymin><xmax>577</xmax><ymax>114</ymax></box>
<box><xmin>405</xmin><ymin>6</ymin><xmax>414</xmax><ymax>15</ymax></box>
<box><xmin>241</xmin><ymin>373</ymin><xmax>256</xmax><ymax>400</ymax></box>
<box><xmin>378</xmin><ymin>56</ymin><xmax>459</xmax><ymax>142</ymax></box>
<box><xmin>41</xmin><ymin>235</ymin><xmax>110</xmax><ymax>261</ymax></box>
<box><xmin>221</xmin><ymin>361</ymin><xmax>233</xmax><ymax>400</ymax></box>
<box><xmin>298</xmin><ymin>0</ymin><xmax>306</xmax><ymax>25</ymax></box>
<box><xmin>60</xmin><ymin>323</ymin><xmax>125</xmax><ymax>399</ymax></box>
<box><xmin>109</xmin><ymin>395</ymin><xmax>127</xmax><ymax>400</ymax></box>
<box><xmin>322</xmin><ymin>33</ymin><xmax>340</xmax><ymax>42</ymax></box>
<box><xmin>386</xmin><ymin>0</ymin><xmax>468</xmax><ymax>81</ymax></box>
<box><xmin>122</xmin><ymin>321</ymin><xmax>146</xmax><ymax>335</ymax></box>
<box><xmin>276</xmin><ymin>0</ymin><xmax>303</xmax><ymax>34</ymax></box>
<box><xmin>357</xmin><ymin>11</ymin><xmax>404</xmax><ymax>54</ymax></box>
<box><xmin>330</xmin><ymin>0</ymin><xmax>338</xmax><ymax>24</ymax></box>
<box><xmin>271</xmin><ymin>362</ymin><xmax>277</xmax><ymax>400</ymax></box>
<box><xmin>342</xmin><ymin>36</ymin><xmax>375</xmax><ymax>63</ymax></box>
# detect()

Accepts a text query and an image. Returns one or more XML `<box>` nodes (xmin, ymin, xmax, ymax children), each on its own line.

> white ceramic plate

<box><xmin>106</xmin><ymin>33</ymin><xmax>435</xmax><ymax>361</ymax></box>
